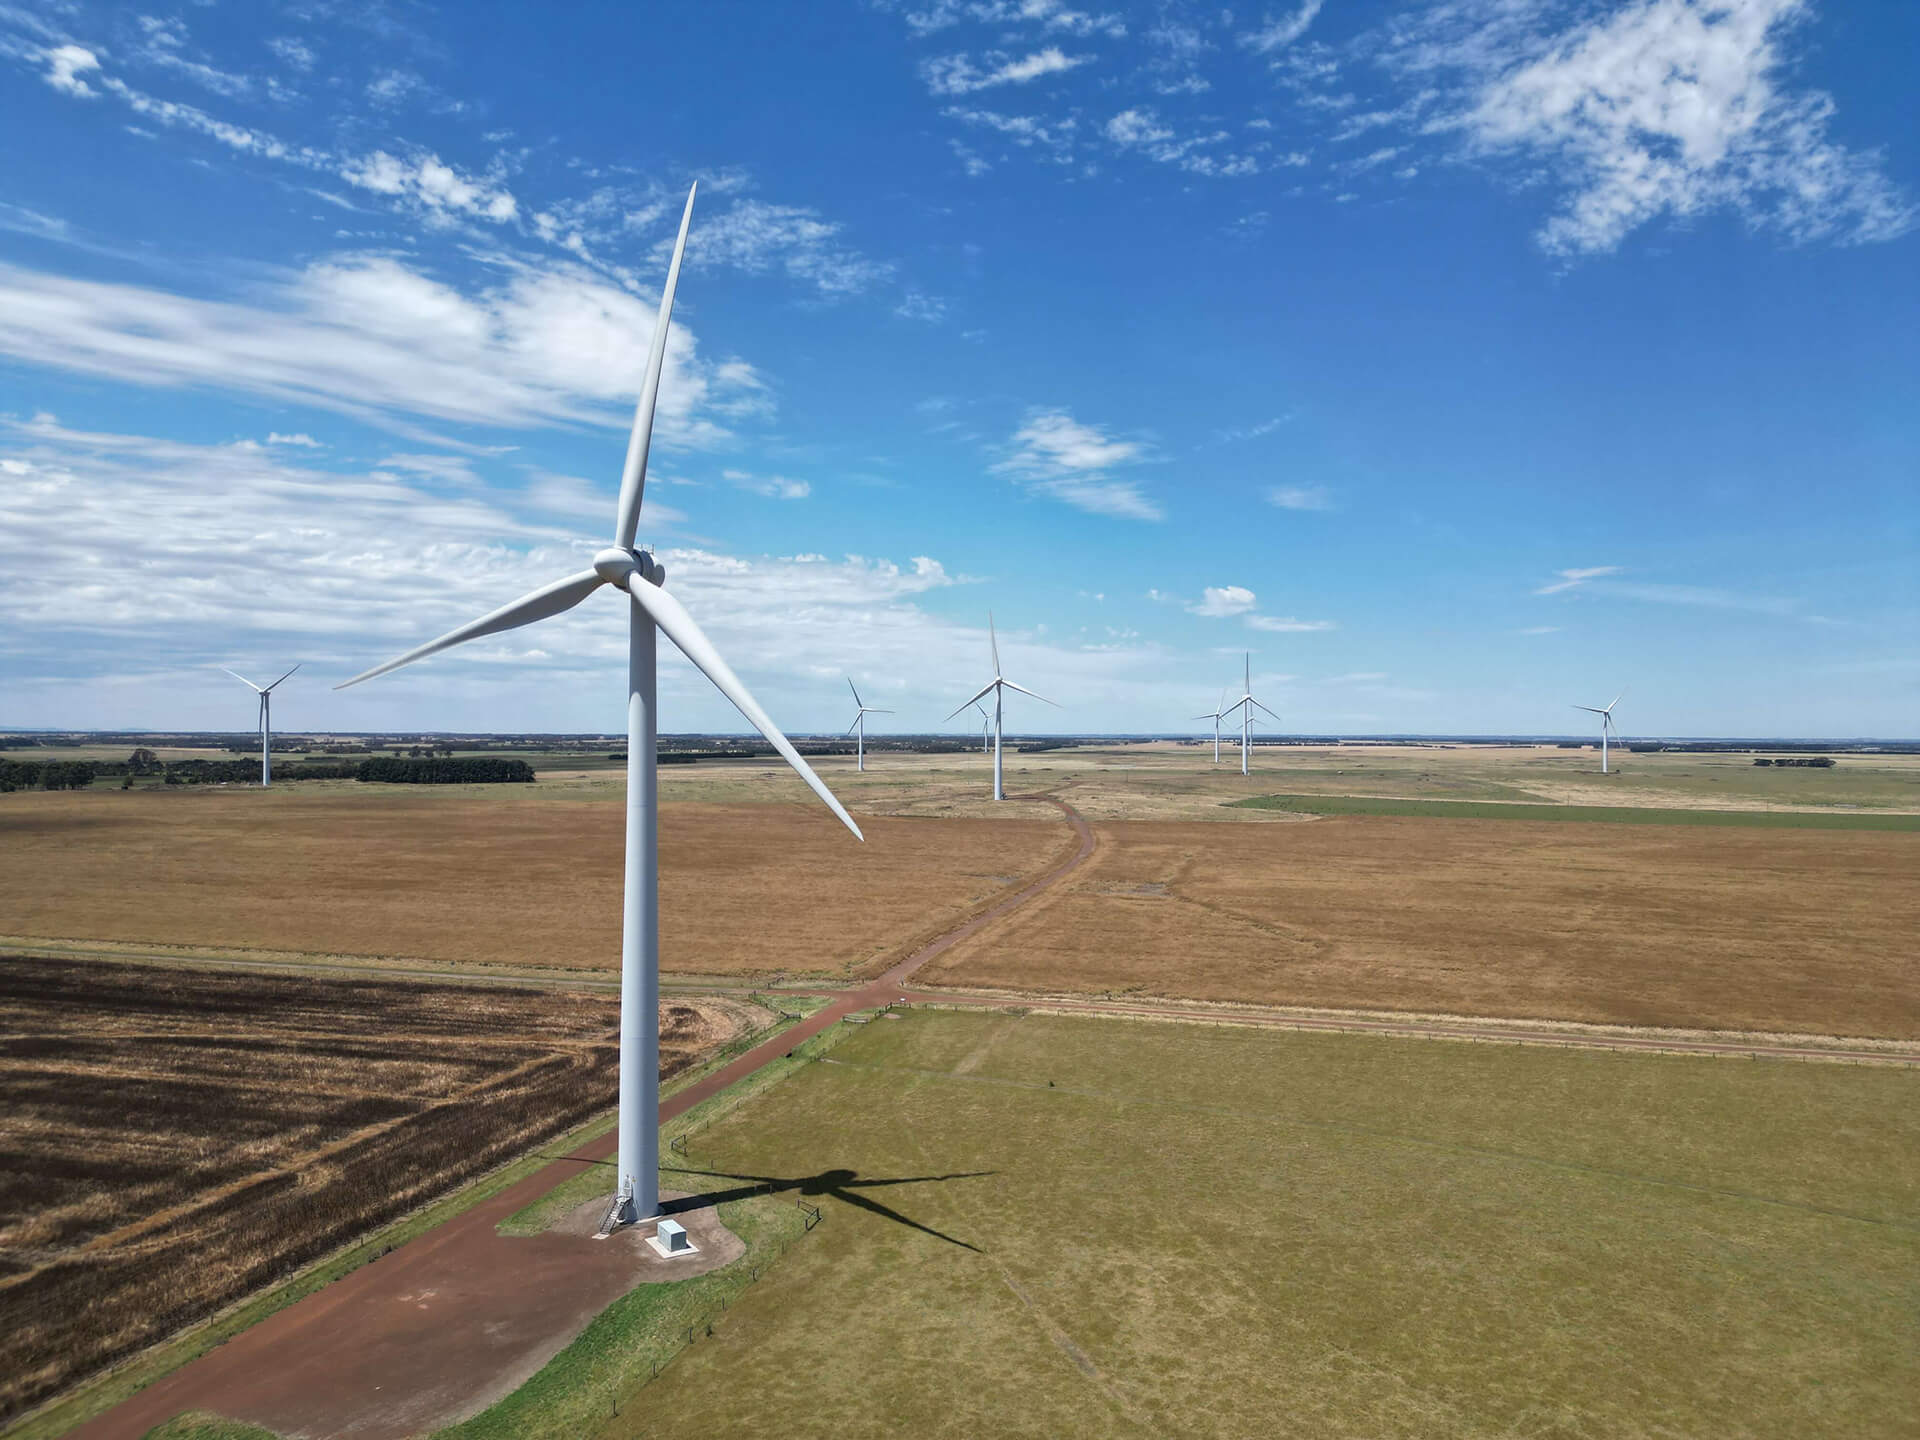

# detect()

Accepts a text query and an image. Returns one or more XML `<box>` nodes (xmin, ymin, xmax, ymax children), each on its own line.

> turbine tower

<box><xmin>1219</xmin><ymin>653</ymin><xmax>1280</xmax><ymax>777</ymax></box>
<box><xmin>1574</xmin><ymin>690</ymin><xmax>1626</xmax><ymax>774</ymax></box>
<box><xmin>947</xmin><ymin>614</ymin><xmax>1056</xmax><ymax>801</ymax></box>
<box><xmin>1193</xmin><ymin>688</ymin><xmax>1228</xmax><ymax>765</ymax></box>
<box><xmin>222</xmin><ymin>664</ymin><xmax>299</xmax><ymax>786</ymax></box>
<box><xmin>845</xmin><ymin>678</ymin><xmax>892</xmax><ymax>772</ymax></box>
<box><xmin>335</xmin><ymin>184</ymin><xmax>861</xmax><ymax>1230</ymax></box>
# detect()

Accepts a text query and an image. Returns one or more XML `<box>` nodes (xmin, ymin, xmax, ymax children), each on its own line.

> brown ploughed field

<box><xmin>0</xmin><ymin>956</ymin><xmax>762</xmax><ymax>1424</ymax></box>
<box><xmin>919</xmin><ymin>815</ymin><xmax>1920</xmax><ymax>1038</ymax></box>
<box><xmin>0</xmin><ymin>789</ymin><xmax>1066</xmax><ymax>979</ymax></box>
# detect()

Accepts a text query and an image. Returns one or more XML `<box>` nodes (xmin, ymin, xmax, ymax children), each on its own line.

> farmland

<box><xmin>916</xmin><ymin>814</ymin><xmax>1920</xmax><ymax>1037</ymax></box>
<box><xmin>0</xmin><ymin>956</ymin><xmax>765</xmax><ymax>1423</ymax></box>
<box><xmin>627</xmin><ymin>1007</ymin><xmax>1920</xmax><ymax>1439</ymax></box>
<box><xmin>0</xmin><ymin>788</ymin><xmax>1068</xmax><ymax>981</ymax></box>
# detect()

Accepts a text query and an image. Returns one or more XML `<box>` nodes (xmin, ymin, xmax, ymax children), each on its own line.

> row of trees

<box><xmin>0</xmin><ymin>760</ymin><xmax>99</xmax><ymax>792</ymax></box>
<box><xmin>1754</xmin><ymin>756</ymin><xmax>1836</xmax><ymax>768</ymax></box>
<box><xmin>357</xmin><ymin>756</ymin><xmax>535</xmax><ymax>784</ymax></box>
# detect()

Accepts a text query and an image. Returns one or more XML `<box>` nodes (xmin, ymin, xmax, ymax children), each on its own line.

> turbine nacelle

<box><xmin>593</xmin><ymin>547</ymin><xmax>665</xmax><ymax>591</ymax></box>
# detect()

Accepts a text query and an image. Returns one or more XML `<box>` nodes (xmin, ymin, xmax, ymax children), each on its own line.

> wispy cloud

<box><xmin>1247</xmin><ymin>614</ymin><xmax>1336</xmax><ymax>632</ymax></box>
<box><xmin>1239</xmin><ymin>2</ymin><xmax>1324</xmax><ymax>56</ymax></box>
<box><xmin>1518</xmin><ymin>624</ymin><xmax>1561</xmax><ymax>635</ymax></box>
<box><xmin>1535</xmin><ymin>565</ymin><xmax>1621</xmax><ymax>595</ymax></box>
<box><xmin>724</xmin><ymin>469</ymin><xmax>812</xmax><ymax>501</ymax></box>
<box><xmin>992</xmin><ymin>408</ymin><xmax>1161</xmax><ymax>520</ymax></box>
<box><xmin>1267</xmin><ymin>484</ymin><xmax>1332</xmax><ymax>510</ymax></box>
<box><xmin>923</xmin><ymin>47</ymin><xmax>1088</xmax><ymax>96</ymax></box>
<box><xmin>0</xmin><ymin>255</ymin><xmax>761</xmax><ymax>443</ymax></box>
<box><xmin>1388</xmin><ymin>0</ymin><xmax>1915</xmax><ymax>256</ymax></box>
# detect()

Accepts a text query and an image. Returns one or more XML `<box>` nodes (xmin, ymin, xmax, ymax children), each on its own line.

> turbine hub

<box><xmin>594</xmin><ymin>546</ymin><xmax>641</xmax><ymax>590</ymax></box>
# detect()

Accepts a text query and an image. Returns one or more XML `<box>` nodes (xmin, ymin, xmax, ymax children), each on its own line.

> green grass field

<box><xmin>1231</xmin><ymin>792</ymin><xmax>1920</xmax><ymax>829</ymax></box>
<box><xmin>610</xmin><ymin>1009</ymin><xmax>1917</xmax><ymax>1439</ymax></box>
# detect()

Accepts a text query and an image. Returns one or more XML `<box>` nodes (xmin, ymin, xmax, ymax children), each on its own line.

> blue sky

<box><xmin>1</xmin><ymin>0</ymin><xmax>1914</xmax><ymax>739</ymax></box>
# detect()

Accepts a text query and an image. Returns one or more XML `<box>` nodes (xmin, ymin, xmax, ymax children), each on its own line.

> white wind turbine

<box><xmin>222</xmin><ymin>664</ymin><xmax>300</xmax><ymax>786</ymax></box>
<box><xmin>845</xmin><ymin>678</ymin><xmax>892</xmax><ymax>772</ymax></box>
<box><xmin>1193</xmin><ymin>688</ymin><xmax>1229</xmax><ymax>765</ymax></box>
<box><xmin>947</xmin><ymin>614</ymin><xmax>1057</xmax><ymax>801</ymax></box>
<box><xmin>1573</xmin><ymin>689</ymin><xmax>1626</xmax><ymax>774</ymax></box>
<box><xmin>1219</xmin><ymin>653</ymin><xmax>1280</xmax><ymax>777</ymax></box>
<box><xmin>335</xmin><ymin>184</ymin><xmax>861</xmax><ymax>1230</ymax></box>
<box><xmin>972</xmin><ymin>701</ymin><xmax>991</xmax><ymax>754</ymax></box>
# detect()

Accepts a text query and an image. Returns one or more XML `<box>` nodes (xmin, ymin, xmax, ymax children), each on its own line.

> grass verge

<box><xmin>1231</xmin><ymin>792</ymin><xmax>1920</xmax><ymax>829</ymax></box>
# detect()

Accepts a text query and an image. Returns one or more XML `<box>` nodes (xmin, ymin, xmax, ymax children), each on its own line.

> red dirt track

<box><xmin>62</xmin><ymin>798</ymin><xmax>1911</xmax><ymax>1438</ymax></box>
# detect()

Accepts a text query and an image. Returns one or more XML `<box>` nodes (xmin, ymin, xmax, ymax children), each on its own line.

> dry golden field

<box><xmin>0</xmin><ymin>956</ymin><xmax>764</xmax><ymax>1422</ymax></box>
<box><xmin>918</xmin><ymin>814</ymin><xmax>1920</xmax><ymax>1038</ymax></box>
<box><xmin>0</xmin><ymin>788</ymin><xmax>1068</xmax><ymax>980</ymax></box>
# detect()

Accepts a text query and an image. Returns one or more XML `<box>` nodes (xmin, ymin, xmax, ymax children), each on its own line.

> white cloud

<box><xmin>43</xmin><ymin>44</ymin><xmax>101</xmax><ymax>97</ymax></box>
<box><xmin>1518</xmin><ymin>625</ymin><xmax>1562</xmax><ymax>635</ymax></box>
<box><xmin>267</xmin><ymin>432</ymin><xmax>323</xmax><ymax>448</ymax></box>
<box><xmin>1535</xmin><ymin>565</ymin><xmax>1622</xmax><ymax>595</ymax></box>
<box><xmin>1395</xmin><ymin>0</ymin><xmax>1914</xmax><ymax>255</ymax></box>
<box><xmin>923</xmin><ymin>47</ymin><xmax>1088</xmax><ymax>96</ymax></box>
<box><xmin>341</xmin><ymin>150</ymin><xmax>517</xmax><ymax>224</ymax></box>
<box><xmin>992</xmin><ymin>408</ymin><xmax>1161</xmax><ymax>521</ymax></box>
<box><xmin>1267</xmin><ymin>484</ymin><xmax>1332</xmax><ymax>510</ymax></box>
<box><xmin>1190</xmin><ymin>585</ymin><xmax>1258</xmax><ymax>618</ymax></box>
<box><xmin>0</xmin><ymin>254</ymin><xmax>761</xmax><ymax>444</ymax></box>
<box><xmin>1240</xmin><ymin>2</ymin><xmax>1325</xmax><ymax>55</ymax></box>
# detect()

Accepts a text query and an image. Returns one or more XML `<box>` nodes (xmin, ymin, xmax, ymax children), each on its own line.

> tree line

<box><xmin>357</xmin><ymin>756</ymin><xmax>535</xmax><ymax>784</ymax></box>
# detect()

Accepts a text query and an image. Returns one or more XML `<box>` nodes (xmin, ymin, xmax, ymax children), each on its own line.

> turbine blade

<box><xmin>1572</xmin><ymin>705</ymin><xmax>1607</xmax><ymax>715</ymax></box>
<box><xmin>1252</xmin><ymin>698</ymin><xmax>1282</xmax><ymax>722</ymax></box>
<box><xmin>222</xmin><ymin>668</ymin><xmax>264</xmax><ymax>693</ymax></box>
<box><xmin>1608</xmin><ymin>688</ymin><xmax>1628</xmax><ymax>712</ymax></box>
<box><xmin>848</xmin><ymin>676</ymin><xmax>863</xmax><ymax>708</ymax></box>
<box><xmin>630</xmin><ymin>577</ymin><xmax>863</xmax><ymax>841</ymax></box>
<box><xmin>335</xmin><ymin>570</ymin><xmax>606</xmax><ymax>689</ymax></box>
<box><xmin>999</xmin><ymin>679</ymin><xmax>1060</xmax><ymax>707</ymax></box>
<box><xmin>989</xmin><ymin>613</ymin><xmax>1000</xmax><ymax>676</ymax></box>
<box><xmin>847</xmin><ymin>717</ymin><xmax>861</xmax><ymax>737</ymax></box>
<box><xmin>867</xmin><ymin>707</ymin><xmax>894</xmax><ymax>714</ymax></box>
<box><xmin>614</xmin><ymin>183</ymin><xmax>697</xmax><ymax>550</ymax></box>
<box><xmin>946</xmin><ymin>679</ymin><xmax>999</xmax><ymax>721</ymax></box>
<box><xmin>261</xmin><ymin>662</ymin><xmax>302</xmax><ymax>693</ymax></box>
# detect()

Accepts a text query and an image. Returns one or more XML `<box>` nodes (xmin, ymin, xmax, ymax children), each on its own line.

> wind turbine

<box><xmin>1574</xmin><ymin>690</ymin><xmax>1626</xmax><ymax>774</ymax></box>
<box><xmin>947</xmin><ymin>614</ymin><xmax>1057</xmax><ymax>801</ymax></box>
<box><xmin>1193</xmin><ymin>688</ymin><xmax>1228</xmax><ymax>765</ymax></box>
<box><xmin>222</xmin><ymin>664</ymin><xmax>299</xmax><ymax>786</ymax></box>
<box><xmin>845</xmin><ymin>678</ymin><xmax>892</xmax><ymax>772</ymax></box>
<box><xmin>972</xmin><ymin>702</ymin><xmax>991</xmax><ymax>754</ymax></box>
<box><xmin>334</xmin><ymin>184</ymin><xmax>861</xmax><ymax>1230</ymax></box>
<box><xmin>1219</xmin><ymin>653</ymin><xmax>1280</xmax><ymax>777</ymax></box>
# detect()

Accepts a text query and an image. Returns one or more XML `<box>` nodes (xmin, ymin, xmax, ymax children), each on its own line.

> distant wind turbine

<box><xmin>334</xmin><ymin>183</ymin><xmax>861</xmax><ymax>1231</ymax></box>
<box><xmin>1573</xmin><ymin>690</ymin><xmax>1626</xmax><ymax>774</ymax></box>
<box><xmin>845</xmin><ymin>678</ymin><xmax>892</xmax><ymax>772</ymax></box>
<box><xmin>1193</xmin><ymin>688</ymin><xmax>1229</xmax><ymax>765</ymax></box>
<box><xmin>972</xmin><ymin>701</ymin><xmax>991</xmax><ymax>754</ymax></box>
<box><xmin>947</xmin><ymin>614</ymin><xmax>1057</xmax><ymax>801</ymax></box>
<box><xmin>1219</xmin><ymin>653</ymin><xmax>1280</xmax><ymax>777</ymax></box>
<box><xmin>223</xmin><ymin>664</ymin><xmax>299</xmax><ymax>786</ymax></box>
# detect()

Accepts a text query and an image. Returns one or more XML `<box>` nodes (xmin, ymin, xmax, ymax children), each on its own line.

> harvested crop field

<box><xmin>0</xmin><ymin>956</ymin><xmax>763</xmax><ymax>1424</ymax></box>
<box><xmin>0</xmin><ymin>790</ymin><xmax>1067</xmax><ymax>979</ymax></box>
<box><xmin>919</xmin><ymin>815</ymin><xmax>1920</xmax><ymax>1037</ymax></box>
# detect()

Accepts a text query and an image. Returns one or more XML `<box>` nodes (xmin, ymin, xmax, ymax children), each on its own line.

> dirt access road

<box><xmin>65</xmin><ymin>798</ymin><xmax>1912</xmax><ymax>1440</ymax></box>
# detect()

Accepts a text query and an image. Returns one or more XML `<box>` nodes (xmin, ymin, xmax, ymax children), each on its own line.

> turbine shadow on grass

<box><xmin>661</xmin><ymin>1165</ymin><xmax>992</xmax><ymax>1252</ymax></box>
